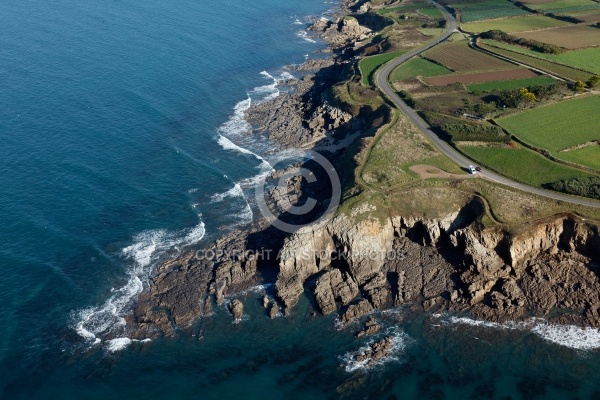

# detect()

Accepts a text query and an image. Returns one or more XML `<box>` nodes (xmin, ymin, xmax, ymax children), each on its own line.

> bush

<box><xmin>587</xmin><ymin>75</ymin><xmax>600</xmax><ymax>88</ymax></box>
<box><xmin>443</xmin><ymin>123</ymin><xmax>510</xmax><ymax>142</ymax></box>
<box><xmin>543</xmin><ymin>177</ymin><xmax>600</xmax><ymax>199</ymax></box>
<box><xmin>497</xmin><ymin>83</ymin><xmax>561</xmax><ymax>108</ymax></box>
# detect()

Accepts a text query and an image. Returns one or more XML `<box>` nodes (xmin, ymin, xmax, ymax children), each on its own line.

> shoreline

<box><xmin>81</xmin><ymin>0</ymin><xmax>600</xmax><ymax>355</ymax></box>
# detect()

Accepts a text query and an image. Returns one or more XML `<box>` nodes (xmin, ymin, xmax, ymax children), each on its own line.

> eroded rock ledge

<box><xmin>275</xmin><ymin>206</ymin><xmax>600</xmax><ymax>327</ymax></box>
<box><xmin>123</xmin><ymin>198</ymin><xmax>600</xmax><ymax>340</ymax></box>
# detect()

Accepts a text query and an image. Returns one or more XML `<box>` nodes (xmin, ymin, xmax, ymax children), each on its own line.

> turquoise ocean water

<box><xmin>2</xmin><ymin>0</ymin><xmax>600</xmax><ymax>398</ymax></box>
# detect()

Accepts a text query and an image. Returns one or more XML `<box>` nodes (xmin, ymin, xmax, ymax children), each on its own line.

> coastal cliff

<box><xmin>114</xmin><ymin>0</ymin><xmax>600</xmax><ymax>344</ymax></box>
<box><xmin>123</xmin><ymin>200</ymin><xmax>600</xmax><ymax>339</ymax></box>
<box><xmin>274</xmin><ymin>206</ymin><xmax>600</xmax><ymax>325</ymax></box>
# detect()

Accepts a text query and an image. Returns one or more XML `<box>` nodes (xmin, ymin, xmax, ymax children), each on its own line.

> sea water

<box><xmin>2</xmin><ymin>0</ymin><xmax>600</xmax><ymax>398</ymax></box>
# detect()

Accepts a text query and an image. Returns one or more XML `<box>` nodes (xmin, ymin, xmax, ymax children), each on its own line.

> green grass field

<box><xmin>466</xmin><ymin>76</ymin><xmax>557</xmax><ymax>92</ymax></box>
<box><xmin>460</xmin><ymin>145</ymin><xmax>596</xmax><ymax>186</ymax></box>
<box><xmin>377</xmin><ymin>3</ymin><xmax>425</xmax><ymax>14</ymax></box>
<box><xmin>360</xmin><ymin>51</ymin><xmax>406</xmax><ymax>85</ymax></box>
<box><xmin>479</xmin><ymin>41</ymin><xmax>593</xmax><ymax>81</ymax></box>
<box><xmin>481</xmin><ymin>39</ymin><xmax>600</xmax><ymax>74</ymax></box>
<box><xmin>455</xmin><ymin>0</ymin><xmax>531</xmax><ymax>22</ymax></box>
<box><xmin>497</xmin><ymin>95</ymin><xmax>600</xmax><ymax>169</ymax></box>
<box><xmin>390</xmin><ymin>57</ymin><xmax>452</xmax><ymax>81</ymax></box>
<box><xmin>526</xmin><ymin>0</ymin><xmax>600</xmax><ymax>11</ymax></box>
<box><xmin>461</xmin><ymin>15</ymin><xmax>571</xmax><ymax>33</ymax></box>
<box><xmin>560</xmin><ymin>146</ymin><xmax>600</xmax><ymax>170</ymax></box>
<box><xmin>498</xmin><ymin>95</ymin><xmax>600</xmax><ymax>151</ymax></box>
<box><xmin>418</xmin><ymin>7</ymin><xmax>444</xmax><ymax>18</ymax></box>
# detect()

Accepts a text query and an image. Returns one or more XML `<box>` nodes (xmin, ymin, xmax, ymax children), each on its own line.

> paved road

<box><xmin>374</xmin><ymin>2</ymin><xmax>600</xmax><ymax>209</ymax></box>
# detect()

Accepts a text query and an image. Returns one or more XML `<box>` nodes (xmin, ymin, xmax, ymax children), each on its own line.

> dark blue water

<box><xmin>2</xmin><ymin>0</ymin><xmax>600</xmax><ymax>398</ymax></box>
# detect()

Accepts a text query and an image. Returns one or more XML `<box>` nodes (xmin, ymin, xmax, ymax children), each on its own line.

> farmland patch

<box><xmin>460</xmin><ymin>145</ymin><xmax>597</xmax><ymax>186</ymax></box>
<box><xmin>497</xmin><ymin>95</ymin><xmax>600</xmax><ymax>170</ymax></box>
<box><xmin>425</xmin><ymin>68</ymin><xmax>537</xmax><ymax>85</ymax></box>
<box><xmin>481</xmin><ymin>39</ymin><xmax>600</xmax><ymax>74</ymax></box>
<box><xmin>515</xmin><ymin>24</ymin><xmax>600</xmax><ymax>49</ymax></box>
<box><xmin>560</xmin><ymin>145</ymin><xmax>600</xmax><ymax>170</ymax></box>
<box><xmin>452</xmin><ymin>0</ymin><xmax>531</xmax><ymax>22</ymax></box>
<box><xmin>424</xmin><ymin>42</ymin><xmax>518</xmax><ymax>72</ymax></box>
<box><xmin>390</xmin><ymin>57</ymin><xmax>452</xmax><ymax>81</ymax></box>
<box><xmin>563</xmin><ymin>11</ymin><xmax>600</xmax><ymax>22</ymax></box>
<box><xmin>461</xmin><ymin>15</ymin><xmax>572</xmax><ymax>33</ymax></box>
<box><xmin>466</xmin><ymin>76</ymin><xmax>557</xmax><ymax>92</ymax></box>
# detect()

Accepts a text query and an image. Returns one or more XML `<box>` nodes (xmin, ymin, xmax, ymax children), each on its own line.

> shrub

<box><xmin>587</xmin><ymin>75</ymin><xmax>600</xmax><ymax>88</ymax></box>
<box><xmin>543</xmin><ymin>177</ymin><xmax>600</xmax><ymax>199</ymax></box>
<box><xmin>442</xmin><ymin>123</ymin><xmax>510</xmax><ymax>142</ymax></box>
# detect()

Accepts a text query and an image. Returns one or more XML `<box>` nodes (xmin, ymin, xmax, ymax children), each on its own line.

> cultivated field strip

<box><xmin>425</xmin><ymin>68</ymin><xmax>538</xmax><ymax>85</ymax></box>
<box><xmin>424</xmin><ymin>42</ymin><xmax>518</xmax><ymax>72</ymax></box>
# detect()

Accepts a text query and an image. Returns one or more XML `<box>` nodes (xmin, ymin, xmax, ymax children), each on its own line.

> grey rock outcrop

<box><xmin>229</xmin><ymin>299</ymin><xmax>244</xmax><ymax>321</ymax></box>
<box><xmin>308</xmin><ymin>17</ymin><xmax>372</xmax><ymax>49</ymax></box>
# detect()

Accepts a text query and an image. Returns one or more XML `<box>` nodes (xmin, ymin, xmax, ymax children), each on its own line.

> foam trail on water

<box><xmin>106</xmin><ymin>337</ymin><xmax>152</xmax><ymax>353</ymax></box>
<box><xmin>442</xmin><ymin>315</ymin><xmax>600</xmax><ymax>350</ymax></box>
<box><xmin>296</xmin><ymin>30</ymin><xmax>317</xmax><ymax>43</ymax></box>
<box><xmin>211</xmin><ymin>182</ymin><xmax>254</xmax><ymax>225</ymax></box>
<box><xmin>217</xmin><ymin>135</ymin><xmax>273</xmax><ymax>172</ymax></box>
<box><xmin>236</xmin><ymin>202</ymin><xmax>254</xmax><ymax>224</ymax></box>
<box><xmin>532</xmin><ymin>323</ymin><xmax>600</xmax><ymax>351</ymax></box>
<box><xmin>218</xmin><ymin>97</ymin><xmax>252</xmax><ymax>137</ymax></box>
<box><xmin>211</xmin><ymin>182</ymin><xmax>245</xmax><ymax>202</ymax></box>
<box><xmin>249</xmin><ymin>71</ymin><xmax>295</xmax><ymax>103</ymax></box>
<box><xmin>72</xmin><ymin>220</ymin><xmax>206</xmax><ymax>345</ymax></box>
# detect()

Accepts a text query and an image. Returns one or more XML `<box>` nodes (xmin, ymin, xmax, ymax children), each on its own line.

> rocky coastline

<box><xmin>108</xmin><ymin>0</ymin><xmax>600</xmax><ymax>357</ymax></box>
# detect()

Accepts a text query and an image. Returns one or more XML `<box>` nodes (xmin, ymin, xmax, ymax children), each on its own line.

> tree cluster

<box><xmin>497</xmin><ymin>83</ymin><xmax>562</xmax><ymax>108</ymax></box>
<box><xmin>543</xmin><ymin>176</ymin><xmax>600</xmax><ymax>200</ymax></box>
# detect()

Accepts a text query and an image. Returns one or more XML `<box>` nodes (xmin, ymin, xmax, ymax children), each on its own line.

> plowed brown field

<box><xmin>425</xmin><ymin>68</ymin><xmax>538</xmax><ymax>85</ymax></box>
<box><xmin>425</xmin><ymin>42</ymin><xmax>518</xmax><ymax>72</ymax></box>
<box><xmin>517</xmin><ymin>25</ymin><xmax>600</xmax><ymax>49</ymax></box>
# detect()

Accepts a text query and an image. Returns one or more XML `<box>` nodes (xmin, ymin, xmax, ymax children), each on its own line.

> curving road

<box><xmin>374</xmin><ymin>2</ymin><xmax>600</xmax><ymax>209</ymax></box>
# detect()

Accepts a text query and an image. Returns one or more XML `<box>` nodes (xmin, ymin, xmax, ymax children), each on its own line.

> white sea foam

<box><xmin>105</xmin><ymin>337</ymin><xmax>152</xmax><ymax>353</ymax></box>
<box><xmin>248</xmin><ymin>70</ymin><xmax>295</xmax><ymax>103</ymax></box>
<box><xmin>293</xmin><ymin>18</ymin><xmax>304</xmax><ymax>25</ymax></box>
<box><xmin>72</xmin><ymin>221</ymin><xmax>206</xmax><ymax>345</ymax></box>
<box><xmin>443</xmin><ymin>315</ymin><xmax>600</xmax><ymax>350</ymax></box>
<box><xmin>341</xmin><ymin>328</ymin><xmax>410</xmax><ymax>373</ymax></box>
<box><xmin>217</xmin><ymin>135</ymin><xmax>273</xmax><ymax>174</ymax></box>
<box><xmin>106</xmin><ymin>338</ymin><xmax>132</xmax><ymax>352</ymax></box>
<box><xmin>211</xmin><ymin>183</ymin><xmax>245</xmax><ymax>202</ymax></box>
<box><xmin>210</xmin><ymin>182</ymin><xmax>254</xmax><ymax>225</ymax></box>
<box><xmin>238</xmin><ymin>169</ymin><xmax>273</xmax><ymax>188</ymax></box>
<box><xmin>235</xmin><ymin>203</ymin><xmax>254</xmax><ymax>224</ymax></box>
<box><xmin>532</xmin><ymin>323</ymin><xmax>600</xmax><ymax>351</ymax></box>
<box><xmin>296</xmin><ymin>30</ymin><xmax>317</xmax><ymax>43</ymax></box>
<box><xmin>223</xmin><ymin>283</ymin><xmax>275</xmax><ymax>300</ymax></box>
<box><xmin>218</xmin><ymin>97</ymin><xmax>252</xmax><ymax>137</ymax></box>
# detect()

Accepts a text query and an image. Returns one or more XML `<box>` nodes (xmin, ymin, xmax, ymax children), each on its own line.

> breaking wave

<box><xmin>72</xmin><ymin>220</ymin><xmax>206</xmax><ymax>346</ymax></box>
<box><xmin>296</xmin><ymin>30</ymin><xmax>317</xmax><ymax>43</ymax></box>
<box><xmin>340</xmin><ymin>327</ymin><xmax>411</xmax><ymax>373</ymax></box>
<box><xmin>106</xmin><ymin>337</ymin><xmax>152</xmax><ymax>353</ymax></box>
<box><xmin>441</xmin><ymin>315</ymin><xmax>600</xmax><ymax>351</ymax></box>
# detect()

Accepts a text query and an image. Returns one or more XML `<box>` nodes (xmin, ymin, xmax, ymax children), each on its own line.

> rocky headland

<box><xmin>107</xmin><ymin>0</ymin><xmax>600</xmax><ymax>353</ymax></box>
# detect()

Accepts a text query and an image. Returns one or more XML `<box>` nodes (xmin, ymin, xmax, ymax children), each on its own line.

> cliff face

<box><xmin>274</xmin><ymin>204</ymin><xmax>600</xmax><ymax>326</ymax></box>
<box><xmin>122</xmin><ymin>195</ymin><xmax>600</xmax><ymax>340</ymax></box>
